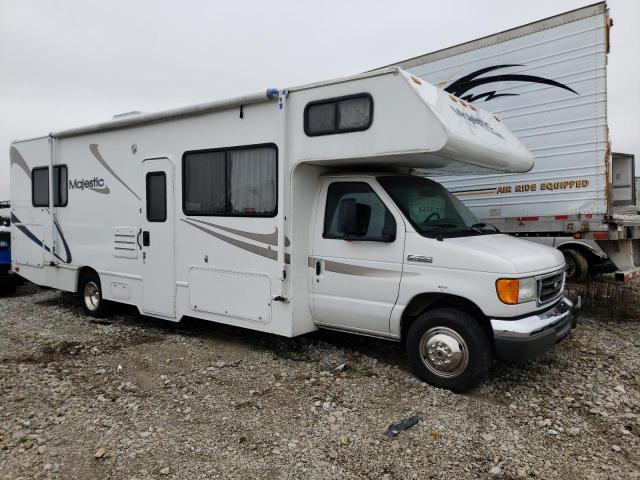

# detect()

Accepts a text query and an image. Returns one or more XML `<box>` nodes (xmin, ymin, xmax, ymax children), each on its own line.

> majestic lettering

<box><xmin>449</xmin><ymin>106</ymin><xmax>504</xmax><ymax>139</ymax></box>
<box><xmin>69</xmin><ymin>177</ymin><xmax>105</xmax><ymax>190</ymax></box>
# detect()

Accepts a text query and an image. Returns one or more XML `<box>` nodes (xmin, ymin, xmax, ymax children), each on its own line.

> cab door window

<box><xmin>323</xmin><ymin>182</ymin><xmax>396</xmax><ymax>242</ymax></box>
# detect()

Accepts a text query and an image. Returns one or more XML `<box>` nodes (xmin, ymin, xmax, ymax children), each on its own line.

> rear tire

<box><xmin>563</xmin><ymin>249</ymin><xmax>589</xmax><ymax>282</ymax></box>
<box><xmin>79</xmin><ymin>271</ymin><xmax>110</xmax><ymax>318</ymax></box>
<box><xmin>406</xmin><ymin>308</ymin><xmax>492</xmax><ymax>393</ymax></box>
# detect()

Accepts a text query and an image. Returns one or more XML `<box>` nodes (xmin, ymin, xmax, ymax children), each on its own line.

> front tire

<box><xmin>79</xmin><ymin>271</ymin><xmax>110</xmax><ymax>318</ymax></box>
<box><xmin>406</xmin><ymin>308</ymin><xmax>492</xmax><ymax>393</ymax></box>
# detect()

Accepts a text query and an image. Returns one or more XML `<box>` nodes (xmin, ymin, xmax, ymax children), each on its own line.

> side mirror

<box><xmin>337</xmin><ymin>198</ymin><xmax>371</xmax><ymax>237</ymax></box>
<box><xmin>337</xmin><ymin>198</ymin><xmax>359</xmax><ymax>236</ymax></box>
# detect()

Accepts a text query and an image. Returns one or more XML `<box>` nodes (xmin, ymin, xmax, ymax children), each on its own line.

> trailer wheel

<box><xmin>79</xmin><ymin>271</ymin><xmax>110</xmax><ymax>318</ymax></box>
<box><xmin>563</xmin><ymin>249</ymin><xmax>589</xmax><ymax>282</ymax></box>
<box><xmin>405</xmin><ymin>308</ymin><xmax>492</xmax><ymax>393</ymax></box>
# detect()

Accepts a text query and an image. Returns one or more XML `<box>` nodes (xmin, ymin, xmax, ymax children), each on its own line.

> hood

<box><xmin>406</xmin><ymin>233</ymin><xmax>564</xmax><ymax>275</ymax></box>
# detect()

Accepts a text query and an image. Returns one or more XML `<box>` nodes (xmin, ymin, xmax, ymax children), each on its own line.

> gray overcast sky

<box><xmin>1</xmin><ymin>0</ymin><xmax>638</xmax><ymax>199</ymax></box>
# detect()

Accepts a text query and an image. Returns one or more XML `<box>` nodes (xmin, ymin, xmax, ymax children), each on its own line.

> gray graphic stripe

<box><xmin>89</xmin><ymin>144</ymin><xmax>141</xmax><ymax>201</ymax></box>
<box><xmin>188</xmin><ymin>219</ymin><xmax>283</xmax><ymax>246</ymax></box>
<box><xmin>182</xmin><ymin>219</ymin><xmax>277</xmax><ymax>260</ymax></box>
<box><xmin>10</xmin><ymin>146</ymin><xmax>30</xmax><ymax>177</ymax></box>
<box><xmin>89</xmin><ymin>186</ymin><xmax>111</xmax><ymax>194</ymax></box>
<box><xmin>308</xmin><ymin>256</ymin><xmax>403</xmax><ymax>277</ymax></box>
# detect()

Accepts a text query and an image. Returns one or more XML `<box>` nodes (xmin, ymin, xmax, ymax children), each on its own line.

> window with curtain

<box><xmin>305</xmin><ymin>93</ymin><xmax>373</xmax><ymax>136</ymax></box>
<box><xmin>183</xmin><ymin>145</ymin><xmax>277</xmax><ymax>217</ymax></box>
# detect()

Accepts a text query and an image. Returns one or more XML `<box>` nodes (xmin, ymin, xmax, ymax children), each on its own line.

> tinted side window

<box><xmin>305</xmin><ymin>94</ymin><xmax>373</xmax><ymax>136</ymax></box>
<box><xmin>183</xmin><ymin>145</ymin><xmax>277</xmax><ymax>217</ymax></box>
<box><xmin>323</xmin><ymin>182</ymin><xmax>396</xmax><ymax>241</ymax></box>
<box><xmin>183</xmin><ymin>151</ymin><xmax>226</xmax><ymax>215</ymax></box>
<box><xmin>32</xmin><ymin>166</ymin><xmax>68</xmax><ymax>207</ymax></box>
<box><xmin>146</xmin><ymin>172</ymin><xmax>167</xmax><ymax>222</ymax></box>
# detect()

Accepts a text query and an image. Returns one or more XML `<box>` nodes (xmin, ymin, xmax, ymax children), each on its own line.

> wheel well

<box><xmin>557</xmin><ymin>243</ymin><xmax>599</xmax><ymax>263</ymax></box>
<box><xmin>76</xmin><ymin>267</ymin><xmax>99</xmax><ymax>293</ymax></box>
<box><xmin>400</xmin><ymin>293</ymin><xmax>492</xmax><ymax>342</ymax></box>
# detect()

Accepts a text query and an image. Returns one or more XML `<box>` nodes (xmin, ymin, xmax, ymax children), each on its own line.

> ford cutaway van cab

<box><xmin>309</xmin><ymin>172</ymin><xmax>574</xmax><ymax>390</ymax></box>
<box><xmin>9</xmin><ymin>67</ymin><xmax>575</xmax><ymax>391</ymax></box>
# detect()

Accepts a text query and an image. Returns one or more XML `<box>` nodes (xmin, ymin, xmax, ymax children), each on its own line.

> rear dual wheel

<box><xmin>406</xmin><ymin>308</ymin><xmax>492</xmax><ymax>393</ymax></box>
<box><xmin>79</xmin><ymin>271</ymin><xmax>110</xmax><ymax>318</ymax></box>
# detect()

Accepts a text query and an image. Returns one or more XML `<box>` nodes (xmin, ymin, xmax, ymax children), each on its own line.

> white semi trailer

<box><xmin>385</xmin><ymin>2</ymin><xmax>640</xmax><ymax>281</ymax></box>
<box><xmin>10</xmin><ymin>68</ymin><xmax>574</xmax><ymax>392</ymax></box>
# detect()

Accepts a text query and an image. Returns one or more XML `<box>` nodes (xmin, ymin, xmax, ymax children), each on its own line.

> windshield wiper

<box><xmin>471</xmin><ymin>222</ymin><xmax>500</xmax><ymax>233</ymax></box>
<box><xmin>423</xmin><ymin>223</ymin><xmax>462</xmax><ymax>229</ymax></box>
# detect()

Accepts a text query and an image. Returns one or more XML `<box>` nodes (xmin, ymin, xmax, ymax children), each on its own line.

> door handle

<box><xmin>315</xmin><ymin>260</ymin><xmax>322</xmax><ymax>276</ymax></box>
<box><xmin>143</xmin><ymin>231</ymin><xmax>150</xmax><ymax>247</ymax></box>
<box><xmin>136</xmin><ymin>229</ymin><xmax>142</xmax><ymax>249</ymax></box>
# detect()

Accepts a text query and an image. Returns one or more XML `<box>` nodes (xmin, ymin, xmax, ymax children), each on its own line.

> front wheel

<box><xmin>406</xmin><ymin>308</ymin><xmax>492</xmax><ymax>392</ymax></box>
<box><xmin>79</xmin><ymin>271</ymin><xmax>110</xmax><ymax>318</ymax></box>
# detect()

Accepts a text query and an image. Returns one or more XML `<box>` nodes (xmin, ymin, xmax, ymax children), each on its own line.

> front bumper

<box><xmin>490</xmin><ymin>297</ymin><xmax>576</xmax><ymax>362</ymax></box>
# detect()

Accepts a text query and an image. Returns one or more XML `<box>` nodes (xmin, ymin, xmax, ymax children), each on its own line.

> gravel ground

<box><xmin>1</xmin><ymin>285</ymin><xmax>639</xmax><ymax>480</ymax></box>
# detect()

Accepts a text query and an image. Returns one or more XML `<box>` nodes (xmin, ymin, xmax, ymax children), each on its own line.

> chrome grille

<box><xmin>537</xmin><ymin>271</ymin><xmax>565</xmax><ymax>305</ymax></box>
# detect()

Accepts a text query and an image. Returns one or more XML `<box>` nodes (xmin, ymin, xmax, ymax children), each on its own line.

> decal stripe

<box><xmin>182</xmin><ymin>219</ymin><xmax>277</xmax><ymax>260</ymax></box>
<box><xmin>89</xmin><ymin>144</ymin><xmax>141</xmax><ymax>201</ymax></box>
<box><xmin>54</xmin><ymin>219</ymin><xmax>72</xmax><ymax>264</ymax></box>
<box><xmin>308</xmin><ymin>256</ymin><xmax>411</xmax><ymax>278</ymax></box>
<box><xmin>11</xmin><ymin>213</ymin><xmax>72</xmax><ymax>264</ymax></box>
<box><xmin>187</xmin><ymin>218</ymin><xmax>291</xmax><ymax>247</ymax></box>
<box><xmin>10</xmin><ymin>146</ymin><xmax>30</xmax><ymax>178</ymax></box>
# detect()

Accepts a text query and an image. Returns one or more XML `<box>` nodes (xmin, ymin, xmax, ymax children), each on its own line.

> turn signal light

<box><xmin>496</xmin><ymin>278</ymin><xmax>519</xmax><ymax>305</ymax></box>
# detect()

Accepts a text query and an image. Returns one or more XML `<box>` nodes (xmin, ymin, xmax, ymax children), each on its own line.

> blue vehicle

<box><xmin>0</xmin><ymin>201</ymin><xmax>19</xmax><ymax>294</ymax></box>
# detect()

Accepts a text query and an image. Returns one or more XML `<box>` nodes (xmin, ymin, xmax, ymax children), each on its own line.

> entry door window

<box><xmin>146</xmin><ymin>172</ymin><xmax>167</xmax><ymax>222</ymax></box>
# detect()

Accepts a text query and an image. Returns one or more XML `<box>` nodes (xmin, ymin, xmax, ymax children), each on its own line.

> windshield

<box><xmin>377</xmin><ymin>176</ymin><xmax>498</xmax><ymax>238</ymax></box>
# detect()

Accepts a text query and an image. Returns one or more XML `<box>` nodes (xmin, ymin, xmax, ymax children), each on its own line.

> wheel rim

<box><xmin>419</xmin><ymin>326</ymin><xmax>469</xmax><ymax>378</ymax></box>
<box><xmin>565</xmin><ymin>257</ymin><xmax>576</xmax><ymax>279</ymax></box>
<box><xmin>83</xmin><ymin>281</ymin><xmax>100</xmax><ymax>311</ymax></box>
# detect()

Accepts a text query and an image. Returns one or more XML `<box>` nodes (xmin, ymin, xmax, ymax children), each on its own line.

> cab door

<box><xmin>310</xmin><ymin>178</ymin><xmax>405</xmax><ymax>334</ymax></box>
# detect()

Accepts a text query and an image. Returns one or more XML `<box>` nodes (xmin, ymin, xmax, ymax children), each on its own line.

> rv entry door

<box><xmin>141</xmin><ymin>158</ymin><xmax>175</xmax><ymax>318</ymax></box>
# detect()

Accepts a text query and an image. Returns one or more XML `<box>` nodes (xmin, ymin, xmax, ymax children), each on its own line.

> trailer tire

<box><xmin>563</xmin><ymin>248</ymin><xmax>589</xmax><ymax>282</ymax></box>
<box><xmin>406</xmin><ymin>308</ymin><xmax>492</xmax><ymax>393</ymax></box>
<box><xmin>79</xmin><ymin>271</ymin><xmax>110</xmax><ymax>318</ymax></box>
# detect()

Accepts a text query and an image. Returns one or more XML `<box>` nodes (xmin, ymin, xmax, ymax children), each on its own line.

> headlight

<box><xmin>496</xmin><ymin>277</ymin><xmax>538</xmax><ymax>305</ymax></box>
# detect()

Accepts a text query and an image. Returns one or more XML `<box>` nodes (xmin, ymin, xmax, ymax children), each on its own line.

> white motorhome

<box><xmin>9</xmin><ymin>68</ymin><xmax>574</xmax><ymax>391</ymax></box>
<box><xmin>386</xmin><ymin>2</ymin><xmax>640</xmax><ymax>281</ymax></box>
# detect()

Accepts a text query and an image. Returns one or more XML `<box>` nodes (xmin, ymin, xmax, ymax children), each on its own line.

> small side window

<box><xmin>305</xmin><ymin>94</ymin><xmax>373</xmax><ymax>136</ymax></box>
<box><xmin>323</xmin><ymin>182</ymin><xmax>395</xmax><ymax>242</ymax></box>
<box><xmin>32</xmin><ymin>166</ymin><xmax>68</xmax><ymax>207</ymax></box>
<box><xmin>146</xmin><ymin>172</ymin><xmax>167</xmax><ymax>222</ymax></box>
